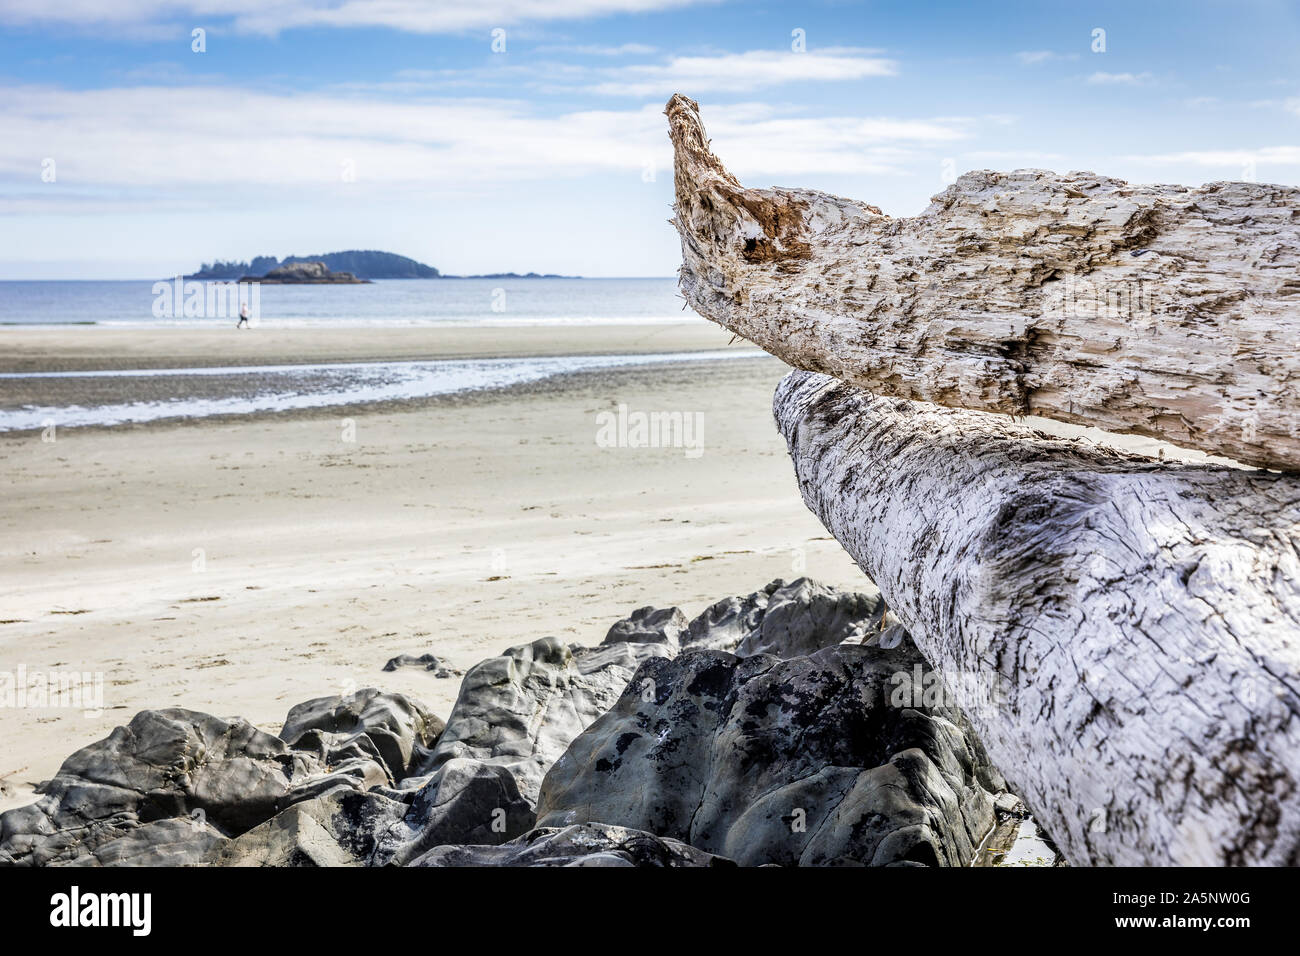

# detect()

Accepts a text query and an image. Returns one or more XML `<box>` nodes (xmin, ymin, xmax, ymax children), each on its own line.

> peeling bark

<box><xmin>667</xmin><ymin>93</ymin><xmax>1300</xmax><ymax>472</ymax></box>
<box><xmin>774</xmin><ymin>369</ymin><xmax>1300</xmax><ymax>866</ymax></box>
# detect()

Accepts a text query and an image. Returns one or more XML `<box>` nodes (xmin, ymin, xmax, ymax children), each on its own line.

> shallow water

<box><xmin>0</xmin><ymin>278</ymin><xmax>689</xmax><ymax>328</ymax></box>
<box><xmin>0</xmin><ymin>349</ymin><xmax>760</xmax><ymax>430</ymax></box>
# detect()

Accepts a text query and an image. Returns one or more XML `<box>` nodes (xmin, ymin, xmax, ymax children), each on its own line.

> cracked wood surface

<box><xmin>667</xmin><ymin>93</ymin><xmax>1300</xmax><ymax>472</ymax></box>
<box><xmin>774</xmin><ymin>369</ymin><xmax>1300</xmax><ymax>866</ymax></box>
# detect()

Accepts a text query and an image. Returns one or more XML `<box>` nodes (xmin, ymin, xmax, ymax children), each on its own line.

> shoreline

<box><xmin>0</xmin><ymin>348</ymin><xmax>867</xmax><ymax>813</ymax></box>
<box><xmin>0</xmin><ymin>321</ymin><xmax>744</xmax><ymax>373</ymax></box>
<box><xmin>0</xmin><ymin>356</ymin><xmax>769</xmax><ymax>437</ymax></box>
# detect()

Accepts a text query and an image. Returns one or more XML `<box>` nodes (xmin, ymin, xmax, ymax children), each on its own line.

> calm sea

<box><xmin>0</xmin><ymin>277</ymin><xmax>763</xmax><ymax>430</ymax></box>
<box><xmin>0</xmin><ymin>277</ymin><xmax>691</xmax><ymax>327</ymax></box>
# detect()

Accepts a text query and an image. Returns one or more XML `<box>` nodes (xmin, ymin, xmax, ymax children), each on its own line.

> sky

<box><xmin>0</xmin><ymin>0</ymin><xmax>1297</xmax><ymax>279</ymax></box>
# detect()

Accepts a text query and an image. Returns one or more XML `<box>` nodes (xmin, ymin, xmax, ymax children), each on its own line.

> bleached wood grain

<box><xmin>667</xmin><ymin>93</ymin><xmax>1300</xmax><ymax>472</ymax></box>
<box><xmin>775</xmin><ymin>369</ymin><xmax>1300</xmax><ymax>866</ymax></box>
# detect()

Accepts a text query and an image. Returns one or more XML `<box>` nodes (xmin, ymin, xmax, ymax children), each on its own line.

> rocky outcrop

<box><xmin>370</xmin><ymin>636</ymin><xmax>672</xmax><ymax>864</ymax></box>
<box><xmin>0</xmin><ymin>692</ymin><xmax>439</xmax><ymax>867</ymax></box>
<box><xmin>602</xmin><ymin>605</ymin><xmax>687</xmax><ymax>646</ymax></box>
<box><xmin>0</xmin><ymin>581</ymin><xmax>1021</xmax><ymax>868</ymax></box>
<box><xmin>536</xmin><ymin>635</ymin><xmax>1006</xmax><ymax>867</ymax></box>
<box><xmin>242</xmin><ymin>261</ymin><xmax>369</xmax><ymax>284</ymax></box>
<box><xmin>411</xmin><ymin>822</ymin><xmax>735</xmax><ymax>867</ymax></box>
<box><xmin>370</xmin><ymin>760</ymin><xmax>537</xmax><ymax>866</ymax></box>
<box><xmin>406</xmin><ymin>638</ymin><xmax>672</xmax><ymax>801</ymax></box>
<box><xmin>207</xmin><ymin>786</ymin><xmax>409</xmax><ymax>867</ymax></box>
<box><xmin>279</xmin><ymin>688</ymin><xmax>444</xmax><ymax>785</ymax></box>
<box><xmin>731</xmin><ymin>577</ymin><xmax>879</xmax><ymax>657</ymax></box>
<box><xmin>60</xmin><ymin>819</ymin><xmax>229</xmax><ymax>867</ymax></box>
<box><xmin>0</xmin><ymin>709</ymin><xmax>317</xmax><ymax>866</ymax></box>
<box><xmin>607</xmin><ymin>577</ymin><xmax>885</xmax><ymax>657</ymax></box>
<box><xmin>681</xmin><ymin>580</ymin><xmax>784</xmax><ymax>652</ymax></box>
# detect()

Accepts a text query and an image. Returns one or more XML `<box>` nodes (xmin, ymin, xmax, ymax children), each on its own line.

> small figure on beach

<box><xmin>236</xmin><ymin>303</ymin><xmax>250</xmax><ymax>329</ymax></box>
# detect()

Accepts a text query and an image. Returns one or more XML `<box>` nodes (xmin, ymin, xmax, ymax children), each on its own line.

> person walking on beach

<box><xmin>236</xmin><ymin>302</ymin><xmax>250</xmax><ymax>329</ymax></box>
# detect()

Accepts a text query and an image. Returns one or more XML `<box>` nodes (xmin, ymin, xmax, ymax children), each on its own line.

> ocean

<box><xmin>0</xmin><ymin>277</ymin><xmax>690</xmax><ymax>327</ymax></box>
<box><xmin>0</xmin><ymin>277</ymin><xmax>757</xmax><ymax>431</ymax></box>
<box><xmin>0</xmin><ymin>351</ymin><xmax>754</xmax><ymax>431</ymax></box>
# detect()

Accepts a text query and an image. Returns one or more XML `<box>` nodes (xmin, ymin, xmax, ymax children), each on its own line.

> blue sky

<box><xmin>1</xmin><ymin>0</ymin><xmax>1297</xmax><ymax>278</ymax></box>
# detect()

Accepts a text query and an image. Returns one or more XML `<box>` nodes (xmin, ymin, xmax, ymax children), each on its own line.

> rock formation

<box><xmin>279</xmin><ymin>687</ymin><xmax>445</xmax><ymax>785</ymax></box>
<box><xmin>616</xmin><ymin>577</ymin><xmax>888</xmax><ymax>657</ymax></box>
<box><xmin>0</xmin><ymin>581</ymin><xmax>1019</xmax><ymax>867</ymax></box>
<box><xmin>367</xmin><ymin>636</ymin><xmax>675</xmax><ymax>864</ymax></box>
<box><xmin>536</xmin><ymin>635</ymin><xmax>1005</xmax><ymax>866</ymax></box>
<box><xmin>207</xmin><ymin>787</ymin><xmax>408</xmax><ymax>867</ymax></box>
<box><xmin>411</xmin><ymin>822</ymin><xmax>735</xmax><ymax>867</ymax></box>
<box><xmin>241</xmin><ymin>261</ymin><xmax>369</xmax><ymax>284</ymax></box>
<box><xmin>0</xmin><ymin>693</ymin><xmax>438</xmax><ymax>867</ymax></box>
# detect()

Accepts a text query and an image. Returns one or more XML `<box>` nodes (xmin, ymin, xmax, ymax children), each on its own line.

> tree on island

<box><xmin>188</xmin><ymin>250</ymin><xmax>439</xmax><ymax>280</ymax></box>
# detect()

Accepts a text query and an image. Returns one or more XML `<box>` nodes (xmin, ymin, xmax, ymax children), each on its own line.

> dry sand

<box><xmin>0</xmin><ymin>325</ymin><xmax>867</xmax><ymax>811</ymax></box>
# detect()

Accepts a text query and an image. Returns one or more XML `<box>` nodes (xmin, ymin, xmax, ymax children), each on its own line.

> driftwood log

<box><xmin>774</xmin><ymin>370</ymin><xmax>1300</xmax><ymax>866</ymax></box>
<box><xmin>667</xmin><ymin>93</ymin><xmax>1300</xmax><ymax>472</ymax></box>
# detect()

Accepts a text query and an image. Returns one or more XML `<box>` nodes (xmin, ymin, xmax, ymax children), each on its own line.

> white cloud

<box><xmin>585</xmin><ymin>49</ymin><xmax>898</xmax><ymax>96</ymax></box>
<box><xmin>1087</xmin><ymin>71</ymin><xmax>1153</xmax><ymax>86</ymax></box>
<box><xmin>0</xmin><ymin>85</ymin><xmax>663</xmax><ymax>190</ymax></box>
<box><xmin>0</xmin><ymin>83</ymin><xmax>975</xmax><ymax>211</ymax></box>
<box><xmin>706</xmin><ymin>106</ymin><xmax>969</xmax><ymax>177</ymax></box>
<box><xmin>0</xmin><ymin>0</ymin><xmax>711</xmax><ymax>35</ymax></box>
<box><xmin>534</xmin><ymin>42</ymin><xmax>659</xmax><ymax>56</ymax></box>
<box><xmin>325</xmin><ymin>47</ymin><xmax>898</xmax><ymax>100</ymax></box>
<box><xmin>1015</xmin><ymin>51</ymin><xmax>1078</xmax><ymax>65</ymax></box>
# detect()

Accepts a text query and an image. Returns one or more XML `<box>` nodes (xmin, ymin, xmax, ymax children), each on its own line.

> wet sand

<box><xmin>0</xmin><ymin>321</ymin><xmax>745</xmax><ymax>373</ymax></box>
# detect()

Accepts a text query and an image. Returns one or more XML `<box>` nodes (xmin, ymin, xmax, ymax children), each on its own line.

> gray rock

<box><xmin>994</xmin><ymin>792</ymin><xmax>1028</xmax><ymax>817</ymax></box>
<box><xmin>537</xmin><ymin>636</ymin><xmax>1005</xmax><ymax>867</ymax></box>
<box><xmin>681</xmin><ymin>577</ymin><xmax>884</xmax><ymax>658</ymax></box>
<box><xmin>682</xmin><ymin>580</ymin><xmax>782</xmax><ymax>652</ymax></box>
<box><xmin>371</xmin><ymin>759</ymin><xmax>535</xmax><ymax>866</ymax></box>
<box><xmin>733</xmin><ymin>577</ymin><xmax>880</xmax><ymax>658</ymax></box>
<box><xmin>59</xmin><ymin>818</ymin><xmax>228</xmax><ymax>867</ymax></box>
<box><xmin>373</xmin><ymin>636</ymin><xmax>673</xmax><ymax>863</ymax></box>
<box><xmin>0</xmin><ymin>579</ymin><xmax>1009</xmax><ymax>869</ymax></box>
<box><xmin>0</xmin><ymin>708</ymin><xmax>320</xmax><ymax>867</ymax></box>
<box><xmin>603</xmin><ymin>606</ymin><xmax>687</xmax><ymax>646</ymax></box>
<box><xmin>411</xmin><ymin>822</ymin><xmax>736</xmax><ymax>867</ymax></box>
<box><xmin>383</xmin><ymin>654</ymin><xmax>462</xmax><ymax>679</ymax></box>
<box><xmin>280</xmin><ymin>688</ymin><xmax>444</xmax><ymax>784</ymax></box>
<box><xmin>207</xmin><ymin>786</ymin><xmax>409</xmax><ymax>867</ymax></box>
<box><xmin>406</xmin><ymin>637</ymin><xmax>671</xmax><ymax>802</ymax></box>
<box><xmin>383</xmin><ymin>653</ymin><xmax>440</xmax><ymax>671</ymax></box>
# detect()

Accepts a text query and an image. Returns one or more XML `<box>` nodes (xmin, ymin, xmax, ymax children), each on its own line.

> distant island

<box><xmin>186</xmin><ymin>250</ymin><xmax>577</xmax><ymax>281</ymax></box>
<box><xmin>452</xmin><ymin>272</ymin><xmax>575</xmax><ymax>279</ymax></box>
<box><xmin>188</xmin><ymin>250</ymin><xmax>439</xmax><ymax>280</ymax></box>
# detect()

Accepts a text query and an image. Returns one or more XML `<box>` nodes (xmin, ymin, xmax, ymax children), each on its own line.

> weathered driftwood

<box><xmin>667</xmin><ymin>93</ymin><xmax>1300</xmax><ymax>472</ymax></box>
<box><xmin>774</xmin><ymin>369</ymin><xmax>1300</xmax><ymax>866</ymax></box>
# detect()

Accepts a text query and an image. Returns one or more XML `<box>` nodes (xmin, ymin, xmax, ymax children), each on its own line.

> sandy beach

<box><xmin>0</xmin><ymin>322</ymin><xmax>747</xmax><ymax>372</ymax></box>
<box><xmin>0</xmin><ymin>324</ymin><xmax>867</xmax><ymax>811</ymax></box>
